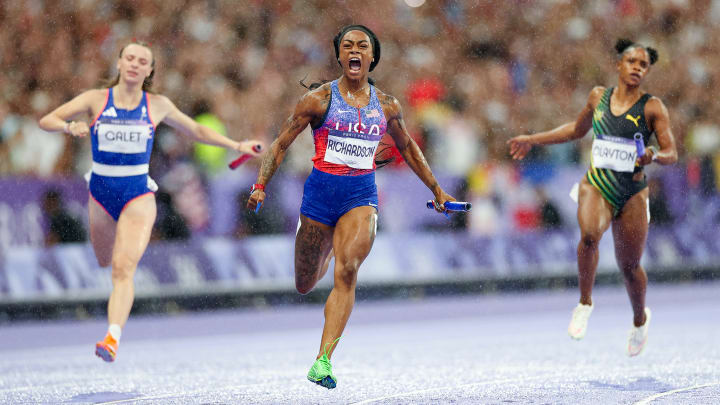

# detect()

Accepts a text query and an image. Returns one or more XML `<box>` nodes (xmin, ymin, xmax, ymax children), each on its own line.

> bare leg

<box><xmin>612</xmin><ymin>188</ymin><xmax>650</xmax><ymax>327</ymax></box>
<box><xmin>576</xmin><ymin>177</ymin><xmax>613</xmax><ymax>306</ymax></box>
<box><xmin>107</xmin><ymin>194</ymin><xmax>156</xmax><ymax>327</ymax></box>
<box><xmin>320</xmin><ymin>248</ymin><xmax>334</xmax><ymax>281</ymax></box>
<box><xmin>294</xmin><ymin>215</ymin><xmax>334</xmax><ymax>294</ymax></box>
<box><xmin>88</xmin><ymin>196</ymin><xmax>117</xmax><ymax>267</ymax></box>
<box><xmin>318</xmin><ymin>206</ymin><xmax>376</xmax><ymax>359</ymax></box>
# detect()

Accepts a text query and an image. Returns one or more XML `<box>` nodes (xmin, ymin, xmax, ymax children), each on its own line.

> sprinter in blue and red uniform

<box><xmin>39</xmin><ymin>40</ymin><xmax>263</xmax><ymax>362</ymax></box>
<box><xmin>247</xmin><ymin>25</ymin><xmax>456</xmax><ymax>389</ymax></box>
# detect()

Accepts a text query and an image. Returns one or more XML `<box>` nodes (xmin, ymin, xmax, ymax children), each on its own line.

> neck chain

<box><xmin>344</xmin><ymin>84</ymin><xmax>369</xmax><ymax>103</ymax></box>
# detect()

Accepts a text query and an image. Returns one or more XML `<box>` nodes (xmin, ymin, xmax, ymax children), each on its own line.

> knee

<box><xmin>97</xmin><ymin>256</ymin><xmax>111</xmax><ymax>268</ymax></box>
<box><xmin>334</xmin><ymin>259</ymin><xmax>360</xmax><ymax>289</ymax></box>
<box><xmin>295</xmin><ymin>282</ymin><xmax>313</xmax><ymax>295</ymax></box>
<box><xmin>579</xmin><ymin>232</ymin><xmax>601</xmax><ymax>250</ymax></box>
<box><xmin>111</xmin><ymin>256</ymin><xmax>136</xmax><ymax>283</ymax></box>
<box><xmin>618</xmin><ymin>260</ymin><xmax>642</xmax><ymax>278</ymax></box>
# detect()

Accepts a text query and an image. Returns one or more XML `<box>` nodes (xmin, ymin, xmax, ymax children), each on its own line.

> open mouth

<box><xmin>349</xmin><ymin>57</ymin><xmax>362</xmax><ymax>72</ymax></box>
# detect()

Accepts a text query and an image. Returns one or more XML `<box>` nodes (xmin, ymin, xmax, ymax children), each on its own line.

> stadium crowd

<box><xmin>1</xmin><ymin>0</ymin><xmax>718</xmax><ymax>237</ymax></box>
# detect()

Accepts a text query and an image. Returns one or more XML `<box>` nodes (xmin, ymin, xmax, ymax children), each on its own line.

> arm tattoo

<box><xmin>259</xmin><ymin>151</ymin><xmax>279</xmax><ymax>184</ymax></box>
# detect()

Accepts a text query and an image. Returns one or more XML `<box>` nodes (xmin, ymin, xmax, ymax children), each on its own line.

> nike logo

<box><xmin>625</xmin><ymin>114</ymin><xmax>641</xmax><ymax>127</ymax></box>
<box><xmin>337</xmin><ymin>110</ymin><xmax>354</xmax><ymax>114</ymax></box>
<box><xmin>368</xmin><ymin>203</ymin><xmax>378</xmax><ymax>207</ymax></box>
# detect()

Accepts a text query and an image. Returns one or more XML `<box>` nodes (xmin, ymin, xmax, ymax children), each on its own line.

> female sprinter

<box><xmin>247</xmin><ymin>25</ymin><xmax>455</xmax><ymax>388</ymax></box>
<box><xmin>39</xmin><ymin>41</ymin><xmax>263</xmax><ymax>362</ymax></box>
<box><xmin>507</xmin><ymin>39</ymin><xmax>677</xmax><ymax>356</ymax></box>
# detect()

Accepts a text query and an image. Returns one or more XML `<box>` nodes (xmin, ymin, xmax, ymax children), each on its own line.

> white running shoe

<box><xmin>627</xmin><ymin>307</ymin><xmax>651</xmax><ymax>357</ymax></box>
<box><xmin>568</xmin><ymin>303</ymin><xmax>594</xmax><ymax>340</ymax></box>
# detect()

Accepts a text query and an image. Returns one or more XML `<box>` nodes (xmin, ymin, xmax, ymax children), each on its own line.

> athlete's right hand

<box><xmin>247</xmin><ymin>189</ymin><xmax>265</xmax><ymax>212</ymax></box>
<box><xmin>507</xmin><ymin>135</ymin><xmax>533</xmax><ymax>160</ymax></box>
<box><xmin>66</xmin><ymin>121</ymin><xmax>90</xmax><ymax>137</ymax></box>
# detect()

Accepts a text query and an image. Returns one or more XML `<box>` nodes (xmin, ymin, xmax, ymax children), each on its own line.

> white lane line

<box><xmin>348</xmin><ymin>374</ymin><xmax>551</xmax><ymax>405</ymax></box>
<box><xmin>93</xmin><ymin>383</ymin><xmax>260</xmax><ymax>405</ymax></box>
<box><xmin>95</xmin><ymin>392</ymin><xmax>178</xmax><ymax>404</ymax></box>
<box><xmin>633</xmin><ymin>381</ymin><xmax>720</xmax><ymax>405</ymax></box>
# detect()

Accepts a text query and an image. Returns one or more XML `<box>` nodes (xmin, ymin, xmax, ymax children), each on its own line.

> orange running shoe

<box><xmin>95</xmin><ymin>333</ymin><xmax>118</xmax><ymax>362</ymax></box>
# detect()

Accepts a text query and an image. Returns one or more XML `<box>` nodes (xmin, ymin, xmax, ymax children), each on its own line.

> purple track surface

<box><xmin>1</xmin><ymin>282</ymin><xmax>718</xmax><ymax>404</ymax></box>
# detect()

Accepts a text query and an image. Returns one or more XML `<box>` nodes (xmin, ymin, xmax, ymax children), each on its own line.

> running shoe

<box><xmin>307</xmin><ymin>354</ymin><xmax>337</xmax><ymax>389</ymax></box>
<box><xmin>95</xmin><ymin>333</ymin><xmax>118</xmax><ymax>362</ymax></box>
<box><xmin>627</xmin><ymin>307</ymin><xmax>651</xmax><ymax>357</ymax></box>
<box><xmin>568</xmin><ymin>303</ymin><xmax>594</xmax><ymax>340</ymax></box>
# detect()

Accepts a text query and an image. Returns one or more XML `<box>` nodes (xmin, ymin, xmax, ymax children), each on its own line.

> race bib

<box><xmin>324</xmin><ymin>129</ymin><xmax>379</xmax><ymax>169</ymax></box>
<box><xmin>591</xmin><ymin>136</ymin><xmax>637</xmax><ymax>172</ymax></box>
<box><xmin>97</xmin><ymin>123</ymin><xmax>151</xmax><ymax>154</ymax></box>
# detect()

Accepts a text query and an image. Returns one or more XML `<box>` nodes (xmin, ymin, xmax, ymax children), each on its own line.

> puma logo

<box><xmin>625</xmin><ymin>114</ymin><xmax>641</xmax><ymax>127</ymax></box>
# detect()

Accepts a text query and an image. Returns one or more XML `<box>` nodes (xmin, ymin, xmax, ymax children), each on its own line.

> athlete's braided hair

<box><xmin>615</xmin><ymin>38</ymin><xmax>658</xmax><ymax>65</ymax></box>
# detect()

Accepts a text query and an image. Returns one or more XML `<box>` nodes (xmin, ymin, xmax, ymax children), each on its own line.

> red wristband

<box><xmin>251</xmin><ymin>183</ymin><xmax>265</xmax><ymax>192</ymax></box>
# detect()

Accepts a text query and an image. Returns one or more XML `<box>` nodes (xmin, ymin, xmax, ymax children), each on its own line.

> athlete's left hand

<box><xmin>431</xmin><ymin>190</ymin><xmax>456</xmax><ymax>213</ymax></box>
<box><xmin>637</xmin><ymin>146</ymin><xmax>655</xmax><ymax>166</ymax></box>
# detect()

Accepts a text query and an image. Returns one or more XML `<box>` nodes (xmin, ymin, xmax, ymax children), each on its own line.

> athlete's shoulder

<box><xmin>590</xmin><ymin>86</ymin><xmax>607</xmax><ymax>99</ymax></box>
<box><xmin>147</xmin><ymin>92</ymin><xmax>172</xmax><ymax>107</ymax></box>
<box><xmin>586</xmin><ymin>86</ymin><xmax>606</xmax><ymax>107</ymax></box>
<box><xmin>303</xmin><ymin>82</ymin><xmax>332</xmax><ymax>101</ymax></box>
<box><xmin>375</xmin><ymin>87</ymin><xmax>400</xmax><ymax>114</ymax></box>
<box><xmin>297</xmin><ymin>82</ymin><xmax>332</xmax><ymax>116</ymax></box>
<box><xmin>645</xmin><ymin>94</ymin><xmax>664</xmax><ymax>106</ymax></box>
<box><xmin>82</xmin><ymin>88</ymin><xmax>110</xmax><ymax>102</ymax></box>
<box><xmin>644</xmin><ymin>95</ymin><xmax>669</xmax><ymax>117</ymax></box>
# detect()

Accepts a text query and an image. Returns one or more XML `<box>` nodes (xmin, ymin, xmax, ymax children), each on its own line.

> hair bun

<box><xmin>646</xmin><ymin>47</ymin><xmax>659</xmax><ymax>65</ymax></box>
<box><xmin>615</xmin><ymin>38</ymin><xmax>634</xmax><ymax>54</ymax></box>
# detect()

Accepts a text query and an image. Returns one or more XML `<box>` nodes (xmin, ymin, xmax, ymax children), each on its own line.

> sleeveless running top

<box><xmin>311</xmin><ymin>80</ymin><xmax>387</xmax><ymax>176</ymax></box>
<box><xmin>586</xmin><ymin>87</ymin><xmax>652</xmax><ymax>214</ymax></box>
<box><xmin>90</xmin><ymin>87</ymin><xmax>156</xmax><ymax>176</ymax></box>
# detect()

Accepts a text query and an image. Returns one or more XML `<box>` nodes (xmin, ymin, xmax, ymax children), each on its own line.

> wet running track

<box><xmin>1</xmin><ymin>282</ymin><xmax>718</xmax><ymax>404</ymax></box>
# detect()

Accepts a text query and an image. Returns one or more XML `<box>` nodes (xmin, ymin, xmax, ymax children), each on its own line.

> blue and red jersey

<box><xmin>311</xmin><ymin>80</ymin><xmax>387</xmax><ymax>176</ymax></box>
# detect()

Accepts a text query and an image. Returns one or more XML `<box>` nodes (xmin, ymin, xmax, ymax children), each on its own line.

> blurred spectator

<box><xmin>699</xmin><ymin>156</ymin><xmax>717</xmax><ymax>196</ymax></box>
<box><xmin>152</xmin><ymin>126</ymin><xmax>211</xmax><ymax>233</ymax></box>
<box><xmin>648</xmin><ymin>178</ymin><xmax>674</xmax><ymax>225</ymax></box>
<box><xmin>41</xmin><ymin>189</ymin><xmax>86</xmax><ymax>246</ymax></box>
<box><xmin>192</xmin><ymin>99</ymin><xmax>229</xmax><ymax>177</ymax></box>
<box><xmin>536</xmin><ymin>187</ymin><xmax>564</xmax><ymax>229</ymax></box>
<box><xmin>233</xmin><ymin>190</ymin><xmax>284</xmax><ymax>237</ymax></box>
<box><xmin>153</xmin><ymin>190</ymin><xmax>191</xmax><ymax>241</ymax></box>
<box><xmin>2</xmin><ymin>1</ymin><xmax>718</xmax><ymax>236</ymax></box>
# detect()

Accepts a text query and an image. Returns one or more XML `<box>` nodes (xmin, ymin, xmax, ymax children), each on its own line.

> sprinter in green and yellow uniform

<box><xmin>507</xmin><ymin>39</ymin><xmax>677</xmax><ymax>357</ymax></box>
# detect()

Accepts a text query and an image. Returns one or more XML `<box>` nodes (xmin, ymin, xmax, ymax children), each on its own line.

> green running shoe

<box><xmin>307</xmin><ymin>353</ymin><xmax>337</xmax><ymax>389</ymax></box>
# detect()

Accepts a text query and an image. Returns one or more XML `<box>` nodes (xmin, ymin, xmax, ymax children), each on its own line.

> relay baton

<box><xmin>229</xmin><ymin>144</ymin><xmax>263</xmax><ymax>170</ymax></box>
<box><xmin>634</xmin><ymin>133</ymin><xmax>645</xmax><ymax>157</ymax></box>
<box><xmin>426</xmin><ymin>200</ymin><xmax>472</xmax><ymax>212</ymax></box>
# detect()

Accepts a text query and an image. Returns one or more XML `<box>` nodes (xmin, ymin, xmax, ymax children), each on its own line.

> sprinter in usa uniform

<box><xmin>39</xmin><ymin>41</ymin><xmax>263</xmax><ymax>362</ymax></box>
<box><xmin>508</xmin><ymin>39</ymin><xmax>677</xmax><ymax>356</ymax></box>
<box><xmin>247</xmin><ymin>25</ymin><xmax>455</xmax><ymax>388</ymax></box>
